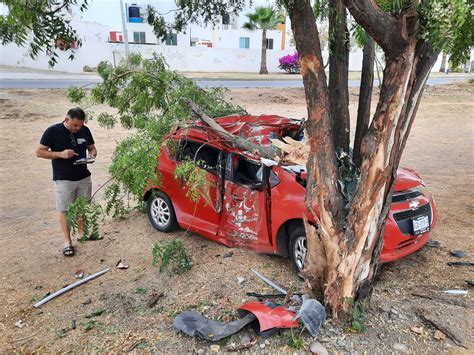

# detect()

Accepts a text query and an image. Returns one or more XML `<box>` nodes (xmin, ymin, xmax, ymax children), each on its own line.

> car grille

<box><xmin>393</xmin><ymin>203</ymin><xmax>432</xmax><ymax>235</ymax></box>
<box><xmin>391</xmin><ymin>190</ymin><xmax>422</xmax><ymax>203</ymax></box>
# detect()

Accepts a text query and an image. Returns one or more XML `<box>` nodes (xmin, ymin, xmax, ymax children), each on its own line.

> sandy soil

<box><xmin>0</xmin><ymin>83</ymin><xmax>473</xmax><ymax>353</ymax></box>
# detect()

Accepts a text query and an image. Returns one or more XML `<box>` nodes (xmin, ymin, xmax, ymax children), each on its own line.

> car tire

<box><xmin>147</xmin><ymin>190</ymin><xmax>178</xmax><ymax>232</ymax></box>
<box><xmin>289</xmin><ymin>226</ymin><xmax>307</xmax><ymax>272</ymax></box>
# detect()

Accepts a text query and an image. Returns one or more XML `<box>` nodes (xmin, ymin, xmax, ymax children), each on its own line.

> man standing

<box><xmin>36</xmin><ymin>108</ymin><xmax>97</xmax><ymax>257</ymax></box>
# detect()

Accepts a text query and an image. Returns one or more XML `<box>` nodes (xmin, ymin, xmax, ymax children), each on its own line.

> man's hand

<box><xmin>60</xmin><ymin>149</ymin><xmax>79</xmax><ymax>159</ymax></box>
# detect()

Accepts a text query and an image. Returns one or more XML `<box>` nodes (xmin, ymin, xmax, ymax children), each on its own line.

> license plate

<box><xmin>412</xmin><ymin>215</ymin><xmax>430</xmax><ymax>235</ymax></box>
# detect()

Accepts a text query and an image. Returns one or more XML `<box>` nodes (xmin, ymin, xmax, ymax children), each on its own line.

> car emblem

<box><xmin>409</xmin><ymin>200</ymin><xmax>419</xmax><ymax>210</ymax></box>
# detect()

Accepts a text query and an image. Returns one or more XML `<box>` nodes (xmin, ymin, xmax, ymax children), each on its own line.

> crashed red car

<box><xmin>144</xmin><ymin>115</ymin><xmax>438</xmax><ymax>271</ymax></box>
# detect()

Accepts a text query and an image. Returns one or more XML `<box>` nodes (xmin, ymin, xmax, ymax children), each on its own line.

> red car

<box><xmin>144</xmin><ymin>115</ymin><xmax>438</xmax><ymax>271</ymax></box>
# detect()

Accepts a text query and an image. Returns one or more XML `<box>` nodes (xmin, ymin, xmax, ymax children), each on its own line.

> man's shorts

<box><xmin>54</xmin><ymin>176</ymin><xmax>92</xmax><ymax>212</ymax></box>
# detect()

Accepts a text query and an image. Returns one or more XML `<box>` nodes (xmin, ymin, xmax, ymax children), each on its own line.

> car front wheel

<box><xmin>147</xmin><ymin>191</ymin><xmax>178</xmax><ymax>232</ymax></box>
<box><xmin>289</xmin><ymin>226</ymin><xmax>307</xmax><ymax>272</ymax></box>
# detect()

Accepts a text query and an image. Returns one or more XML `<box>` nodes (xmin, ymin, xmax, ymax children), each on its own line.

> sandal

<box><xmin>63</xmin><ymin>245</ymin><xmax>75</xmax><ymax>257</ymax></box>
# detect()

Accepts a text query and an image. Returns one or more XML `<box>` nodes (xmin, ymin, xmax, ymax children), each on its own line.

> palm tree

<box><xmin>242</xmin><ymin>6</ymin><xmax>284</xmax><ymax>74</ymax></box>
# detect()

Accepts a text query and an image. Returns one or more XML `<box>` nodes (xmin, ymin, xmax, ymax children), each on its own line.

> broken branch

<box><xmin>416</xmin><ymin>309</ymin><xmax>467</xmax><ymax>348</ymax></box>
<box><xmin>182</xmin><ymin>98</ymin><xmax>279</xmax><ymax>161</ymax></box>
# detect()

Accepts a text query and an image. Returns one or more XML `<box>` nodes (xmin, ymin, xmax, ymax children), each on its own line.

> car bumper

<box><xmin>381</xmin><ymin>195</ymin><xmax>438</xmax><ymax>263</ymax></box>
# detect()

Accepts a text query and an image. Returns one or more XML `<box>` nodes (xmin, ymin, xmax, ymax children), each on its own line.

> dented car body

<box><xmin>144</xmin><ymin>115</ymin><xmax>438</xmax><ymax>271</ymax></box>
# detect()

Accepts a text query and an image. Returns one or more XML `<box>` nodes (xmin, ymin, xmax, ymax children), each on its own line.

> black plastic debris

<box><xmin>426</xmin><ymin>239</ymin><xmax>440</xmax><ymax>247</ymax></box>
<box><xmin>450</xmin><ymin>250</ymin><xmax>468</xmax><ymax>258</ymax></box>
<box><xmin>292</xmin><ymin>295</ymin><xmax>326</xmax><ymax>337</ymax></box>
<box><xmin>447</xmin><ymin>261</ymin><xmax>474</xmax><ymax>267</ymax></box>
<box><xmin>466</xmin><ymin>280</ymin><xmax>474</xmax><ymax>287</ymax></box>
<box><xmin>173</xmin><ymin>311</ymin><xmax>256</xmax><ymax>341</ymax></box>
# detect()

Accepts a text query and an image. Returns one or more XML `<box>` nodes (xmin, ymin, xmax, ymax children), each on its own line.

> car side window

<box><xmin>177</xmin><ymin>140</ymin><xmax>220</xmax><ymax>174</ymax></box>
<box><xmin>233</xmin><ymin>156</ymin><xmax>261</xmax><ymax>185</ymax></box>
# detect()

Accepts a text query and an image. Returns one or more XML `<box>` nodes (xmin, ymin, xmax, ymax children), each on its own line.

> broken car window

<box><xmin>233</xmin><ymin>156</ymin><xmax>261</xmax><ymax>185</ymax></box>
<box><xmin>178</xmin><ymin>140</ymin><xmax>220</xmax><ymax>173</ymax></box>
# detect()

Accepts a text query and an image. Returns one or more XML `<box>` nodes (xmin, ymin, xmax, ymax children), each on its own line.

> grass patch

<box><xmin>152</xmin><ymin>240</ymin><xmax>192</xmax><ymax>274</ymax></box>
<box><xmin>134</xmin><ymin>287</ymin><xmax>148</xmax><ymax>294</ymax></box>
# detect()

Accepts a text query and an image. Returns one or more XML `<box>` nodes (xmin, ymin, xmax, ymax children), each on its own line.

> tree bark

<box><xmin>276</xmin><ymin>0</ymin><xmax>440</xmax><ymax>318</ymax></box>
<box><xmin>260</xmin><ymin>29</ymin><xmax>268</xmax><ymax>74</ymax></box>
<box><xmin>329</xmin><ymin>0</ymin><xmax>350</xmax><ymax>153</ymax></box>
<box><xmin>353</xmin><ymin>34</ymin><xmax>375</xmax><ymax>168</ymax></box>
<box><xmin>439</xmin><ymin>52</ymin><xmax>447</xmax><ymax>72</ymax></box>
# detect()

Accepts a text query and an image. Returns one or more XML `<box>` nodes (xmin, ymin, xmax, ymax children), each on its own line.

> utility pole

<box><xmin>120</xmin><ymin>0</ymin><xmax>130</xmax><ymax>58</ymax></box>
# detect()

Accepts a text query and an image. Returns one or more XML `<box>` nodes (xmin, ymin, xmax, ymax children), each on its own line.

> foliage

<box><xmin>242</xmin><ymin>6</ymin><xmax>284</xmax><ymax>31</ymax></box>
<box><xmin>278</xmin><ymin>52</ymin><xmax>300</xmax><ymax>74</ymax></box>
<box><xmin>174</xmin><ymin>161</ymin><xmax>211</xmax><ymax>205</ymax></box>
<box><xmin>0</xmin><ymin>0</ymin><xmax>88</xmax><ymax>66</ymax></box>
<box><xmin>284</xmin><ymin>330</ymin><xmax>305</xmax><ymax>349</ymax></box>
<box><xmin>66</xmin><ymin>196</ymin><xmax>102</xmax><ymax>241</ymax></box>
<box><xmin>151</xmin><ymin>240</ymin><xmax>192</xmax><ymax>274</ymax></box>
<box><xmin>68</xmin><ymin>54</ymin><xmax>244</xmax><ymax>220</ymax></box>
<box><xmin>344</xmin><ymin>298</ymin><xmax>367</xmax><ymax>333</ymax></box>
<box><xmin>146</xmin><ymin>1</ymin><xmax>247</xmax><ymax>42</ymax></box>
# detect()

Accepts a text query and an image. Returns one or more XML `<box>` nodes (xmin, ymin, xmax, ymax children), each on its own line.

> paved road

<box><xmin>0</xmin><ymin>76</ymin><xmax>468</xmax><ymax>89</ymax></box>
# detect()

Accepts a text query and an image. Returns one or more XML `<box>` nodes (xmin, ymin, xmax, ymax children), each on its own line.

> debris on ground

<box><xmin>410</xmin><ymin>326</ymin><xmax>424</xmax><ymax>335</ymax></box>
<box><xmin>237</xmin><ymin>276</ymin><xmax>245</xmax><ymax>285</ymax></box>
<box><xmin>466</xmin><ymin>280</ymin><xmax>474</xmax><ymax>287</ymax></box>
<box><xmin>434</xmin><ymin>330</ymin><xmax>447</xmax><ymax>340</ymax></box>
<box><xmin>310</xmin><ymin>341</ymin><xmax>329</xmax><ymax>355</ymax></box>
<box><xmin>292</xmin><ymin>295</ymin><xmax>326</xmax><ymax>337</ymax></box>
<box><xmin>447</xmin><ymin>261</ymin><xmax>474</xmax><ymax>267</ymax></box>
<box><xmin>15</xmin><ymin>320</ymin><xmax>25</xmax><ymax>328</ymax></box>
<box><xmin>426</xmin><ymin>239</ymin><xmax>440</xmax><ymax>247</ymax></box>
<box><xmin>417</xmin><ymin>309</ymin><xmax>467</xmax><ymax>348</ymax></box>
<box><xmin>33</xmin><ymin>268</ymin><xmax>109</xmax><ymax>308</ymax></box>
<box><xmin>442</xmin><ymin>290</ymin><xmax>468</xmax><ymax>295</ymax></box>
<box><xmin>146</xmin><ymin>291</ymin><xmax>164</xmax><ymax>308</ymax></box>
<box><xmin>173</xmin><ymin>311</ymin><xmax>256</xmax><ymax>341</ymax></box>
<box><xmin>251</xmin><ymin>269</ymin><xmax>287</xmax><ymax>294</ymax></box>
<box><xmin>115</xmin><ymin>260</ymin><xmax>129</xmax><ymax>269</ymax></box>
<box><xmin>450</xmin><ymin>250</ymin><xmax>467</xmax><ymax>258</ymax></box>
<box><xmin>74</xmin><ymin>270</ymin><xmax>84</xmax><ymax>279</ymax></box>
<box><xmin>223</xmin><ymin>252</ymin><xmax>234</xmax><ymax>258</ymax></box>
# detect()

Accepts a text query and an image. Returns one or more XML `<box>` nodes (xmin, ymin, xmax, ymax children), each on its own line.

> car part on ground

<box><xmin>173</xmin><ymin>311</ymin><xmax>256</xmax><ymax>341</ymax></box>
<box><xmin>292</xmin><ymin>294</ymin><xmax>326</xmax><ymax>337</ymax></box>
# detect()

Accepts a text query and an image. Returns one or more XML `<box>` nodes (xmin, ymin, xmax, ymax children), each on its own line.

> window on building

<box><xmin>239</xmin><ymin>37</ymin><xmax>250</xmax><ymax>49</ymax></box>
<box><xmin>133</xmin><ymin>31</ymin><xmax>146</xmax><ymax>44</ymax></box>
<box><xmin>266</xmin><ymin>38</ymin><xmax>274</xmax><ymax>50</ymax></box>
<box><xmin>165</xmin><ymin>33</ymin><xmax>178</xmax><ymax>46</ymax></box>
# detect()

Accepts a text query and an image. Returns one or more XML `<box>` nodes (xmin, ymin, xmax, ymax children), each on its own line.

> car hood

<box><xmin>394</xmin><ymin>167</ymin><xmax>425</xmax><ymax>191</ymax></box>
<box><xmin>283</xmin><ymin>166</ymin><xmax>424</xmax><ymax>192</ymax></box>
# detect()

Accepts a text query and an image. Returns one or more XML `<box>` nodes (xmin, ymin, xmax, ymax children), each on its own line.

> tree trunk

<box><xmin>439</xmin><ymin>52</ymin><xmax>447</xmax><ymax>72</ymax></box>
<box><xmin>260</xmin><ymin>29</ymin><xmax>268</xmax><ymax>74</ymax></box>
<box><xmin>280</xmin><ymin>0</ymin><xmax>441</xmax><ymax>318</ymax></box>
<box><xmin>353</xmin><ymin>34</ymin><xmax>375</xmax><ymax>168</ymax></box>
<box><xmin>329</xmin><ymin>0</ymin><xmax>350</xmax><ymax>153</ymax></box>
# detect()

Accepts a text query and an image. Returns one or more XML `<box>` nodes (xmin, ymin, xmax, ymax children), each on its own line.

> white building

<box><xmin>0</xmin><ymin>2</ymin><xmax>459</xmax><ymax>74</ymax></box>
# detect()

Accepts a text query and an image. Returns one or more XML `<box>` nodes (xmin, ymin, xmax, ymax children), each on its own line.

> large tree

<box><xmin>242</xmin><ymin>6</ymin><xmax>284</xmax><ymax>74</ymax></box>
<box><xmin>2</xmin><ymin>0</ymin><xmax>471</xmax><ymax>317</ymax></box>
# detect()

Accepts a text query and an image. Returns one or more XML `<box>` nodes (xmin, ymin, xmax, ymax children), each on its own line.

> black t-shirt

<box><xmin>40</xmin><ymin>122</ymin><xmax>95</xmax><ymax>181</ymax></box>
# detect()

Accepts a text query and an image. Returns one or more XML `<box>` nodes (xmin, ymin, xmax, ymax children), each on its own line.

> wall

<box><xmin>0</xmin><ymin>20</ymin><xmax>114</xmax><ymax>72</ymax></box>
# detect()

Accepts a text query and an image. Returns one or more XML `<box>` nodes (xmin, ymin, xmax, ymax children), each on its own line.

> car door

<box><xmin>218</xmin><ymin>153</ymin><xmax>271</xmax><ymax>248</ymax></box>
<box><xmin>174</xmin><ymin>140</ymin><xmax>224</xmax><ymax>235</ymax></box>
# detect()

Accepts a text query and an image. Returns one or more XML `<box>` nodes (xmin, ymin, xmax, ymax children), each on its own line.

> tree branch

<box><xmin>182</xmin><ymin>98</ymin><xmax>279</xmax><ymax>161</ymax></box>
<box><xmin>343</xmin><ymin>0</ymin><xmax>405</xmax><ymax>57</ymax></box>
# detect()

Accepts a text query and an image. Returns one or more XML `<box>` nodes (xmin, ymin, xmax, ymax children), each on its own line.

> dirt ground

<box><xmin>0</xmin><ymin>83</ymin><xmax>473</xmax><ymax>353</ymax></box>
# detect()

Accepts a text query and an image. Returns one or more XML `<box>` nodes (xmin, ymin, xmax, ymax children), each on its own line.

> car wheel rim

<box><xmin>151</xmin><ymin>197</ymin><xmax>170</xmax><ymax>227</ymax></box>
<box><xmin>294</xmin><ymin>235</ymin><xmax>307</xmax><ymax>270</ymax></box>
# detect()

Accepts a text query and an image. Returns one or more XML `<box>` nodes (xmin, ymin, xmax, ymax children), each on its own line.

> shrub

<box><xmin>278</xmin><ymin>52</ymin><xmax>300</xmax><ymax>74</ymax></box>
